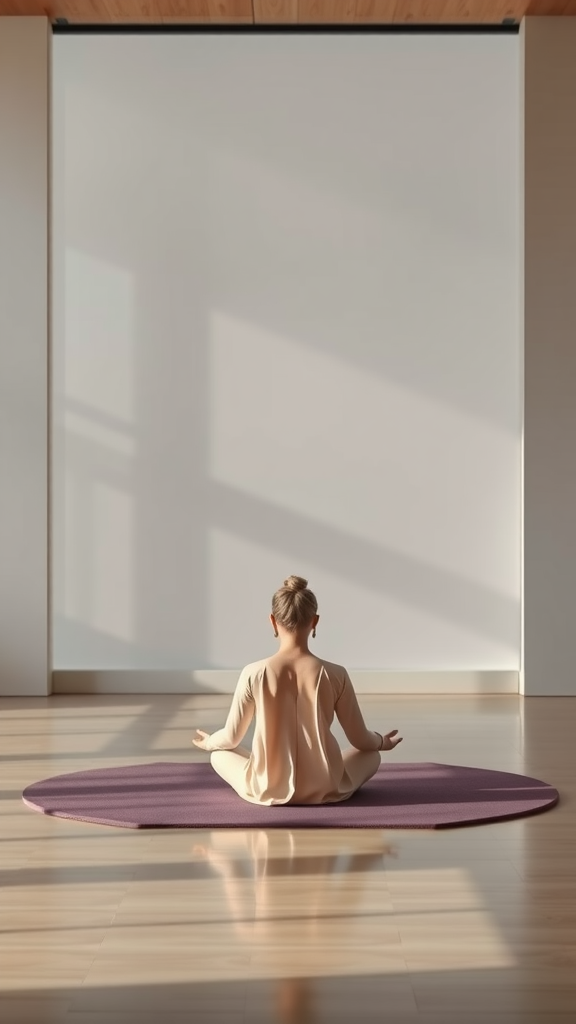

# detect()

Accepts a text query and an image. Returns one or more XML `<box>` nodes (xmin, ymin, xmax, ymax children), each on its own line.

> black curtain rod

<box><xmin>51</xmin><ymin>22</ymin><xmax>520</xmax><ymax>34</ymax></box>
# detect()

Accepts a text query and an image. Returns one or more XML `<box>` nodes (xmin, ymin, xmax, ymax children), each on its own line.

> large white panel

<box><xmin>52</xmin><ymin>33</ymin><xmax>521</xmax><ymax>672</ymax></box>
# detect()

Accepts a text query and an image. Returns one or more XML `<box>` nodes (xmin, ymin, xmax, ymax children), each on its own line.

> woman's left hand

<box><xmin>193</xmin><ymin>729</ymin><xmax>211</xmax><ymax>750</ymax></box>
<box><xmin>380</xmin><ymin>729</ymin><xmax>403</xmax><ymax>750</ymax></box>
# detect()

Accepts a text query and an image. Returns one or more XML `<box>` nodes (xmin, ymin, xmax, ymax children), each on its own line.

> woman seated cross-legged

<box><xmin>193</xmin><ymin>576</ymin><xmax>403</xmax><ymax>806</ymax></box>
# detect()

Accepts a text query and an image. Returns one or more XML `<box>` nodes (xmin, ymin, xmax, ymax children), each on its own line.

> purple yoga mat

<box><xmin>22</xmin><ymin>761</ymin><xmax>558</xmax><ymax>829</ymax></box>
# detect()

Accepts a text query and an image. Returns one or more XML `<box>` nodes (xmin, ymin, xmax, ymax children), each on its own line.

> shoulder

<box><xmin>238</xmin><ymin>658</ymin><xmax>269</xmax><ymax>680</ymax></box>
<box><xmin>317</xmin><ymin>659</ymin><xmax>350</xmax><ymax>697</ymax></box>
<box><xmin>318</xmin><ymin>659</ymin><xmax>349</xmax><ymax>678</ymax></box>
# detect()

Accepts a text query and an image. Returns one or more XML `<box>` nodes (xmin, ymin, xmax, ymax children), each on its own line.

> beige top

<box><xmin>204</xmin><ymin>655</ymin><xmax>381</xmax><ymax>806</ymax></box>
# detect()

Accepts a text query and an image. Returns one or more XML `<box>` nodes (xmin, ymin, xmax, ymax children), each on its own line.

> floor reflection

<box><xmin>193</xmin><ymin>830</ymin><xmax>398</xmax><ymax>1022</ymax></box>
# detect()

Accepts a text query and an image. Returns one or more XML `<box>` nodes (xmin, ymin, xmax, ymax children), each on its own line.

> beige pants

<box><xmin>210</xmin><ymin>746</ymin><xmax>381</xmax><ymax>804</ymax></box>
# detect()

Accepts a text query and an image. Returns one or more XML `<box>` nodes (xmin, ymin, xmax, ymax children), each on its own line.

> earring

<box><xmin>273</xmin><ymin>631</ymin><xmax>278</xmax><ymax>638</ymax></box>
<box><xmin>312</xmin><ymin>628</ymin><xmax>316</xmax><ymax>638</ymax></box>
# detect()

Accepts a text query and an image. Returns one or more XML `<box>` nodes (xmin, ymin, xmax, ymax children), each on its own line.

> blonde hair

<box><xmin>272</xmin><ymin>576</ymin><xmax>318</xmax><ymax>632</ymax></box>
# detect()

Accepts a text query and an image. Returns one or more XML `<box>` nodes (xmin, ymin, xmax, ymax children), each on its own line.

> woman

<box><xmin>193</xmin><ymin>576</ymin><xmax>402</xmax><ymax>805</ymax></box>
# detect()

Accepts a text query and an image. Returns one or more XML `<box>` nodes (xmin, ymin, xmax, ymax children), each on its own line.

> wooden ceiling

<box><xmin>1</xmin><ymin>0</ymin><xmax>575</xmax><ymax>24</ymax></box>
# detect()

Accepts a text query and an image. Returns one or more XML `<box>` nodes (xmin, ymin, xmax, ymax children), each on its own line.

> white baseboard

<box><xmin>51</xmin><ymin>670</ymin><xmax>519</xmax><ymax>695</ymax></box>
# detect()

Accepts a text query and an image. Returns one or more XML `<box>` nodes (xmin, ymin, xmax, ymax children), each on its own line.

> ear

<box><xmin>270</xmin><ymin>613</ymin><xmax>276</xmax><ymax>628</ymax></box>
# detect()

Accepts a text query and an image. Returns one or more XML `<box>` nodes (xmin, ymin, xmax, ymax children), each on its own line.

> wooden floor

<box><xmin>1</xmin><ymin>692</ymin><xmax>575</xmax><ymax>1024</ymax></box>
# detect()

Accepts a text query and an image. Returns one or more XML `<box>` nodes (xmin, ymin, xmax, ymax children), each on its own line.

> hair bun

<box><xmin>283</xmin><ymin>575</ymin><xmax>308</xmax><ymax>593</ymax></box>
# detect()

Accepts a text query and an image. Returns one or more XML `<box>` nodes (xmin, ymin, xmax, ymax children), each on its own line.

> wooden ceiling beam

<box><xmin>3</xmin><ymin>0</ymin><xmax>576</xmax><ymax>25</ymax></box>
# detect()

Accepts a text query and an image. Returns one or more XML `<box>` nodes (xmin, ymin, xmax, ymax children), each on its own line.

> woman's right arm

<box><xmin>334</xmin><ymin>671</ymin><xmax>383</xmax><ymax>751</ymax></box>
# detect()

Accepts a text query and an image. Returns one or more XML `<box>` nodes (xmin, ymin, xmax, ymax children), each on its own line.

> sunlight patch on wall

<box><xmin>55</xmin><ymin>249</ymin><xmax>136</xmax><ymax>651</ymax></box>
<box><xmin>64</xmin><ymin>248</ymin><xmax>135</xmax><ymax>424</ymax></box>
<box><xmin>209</xmin><ymin>310</ymin><xmax>520</xmax><ymax>599</ymax></box>
<box><xmin>206</xmin><ymin>527</ymin><xmax>516</xmax><ymax>669</ymax></box>
<box><xmin>62</xmin><ymin>479</ymin><xmax>134</xmax><ymax>645</ymax></box>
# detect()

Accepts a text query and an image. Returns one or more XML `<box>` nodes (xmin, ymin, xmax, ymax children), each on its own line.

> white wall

<box><xmin>522</xmin><ymin>18</ymin><xmax>576</xmax><ymax>696</ymax></box>
<box><xmin>52</xmin><ymin>32</ymin><xmax>521</xmax><ymax>676</ymax></box>
<box><xmin>0</xmin><ymin>18</ymin><xmax>49</xmax><ymax>697</ymax></box>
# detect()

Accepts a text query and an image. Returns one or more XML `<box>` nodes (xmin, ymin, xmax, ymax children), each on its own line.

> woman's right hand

<box><xmin>380</xmin><ymin>729</ymin><xmax>402</xmax><ymax>750</ymax></box>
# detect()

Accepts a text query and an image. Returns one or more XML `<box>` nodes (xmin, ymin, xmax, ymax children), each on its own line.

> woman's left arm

<box><xmin>193</xmin><ymin>666</ymin><xmax>255</xmax><ymax>752</ymax></box>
